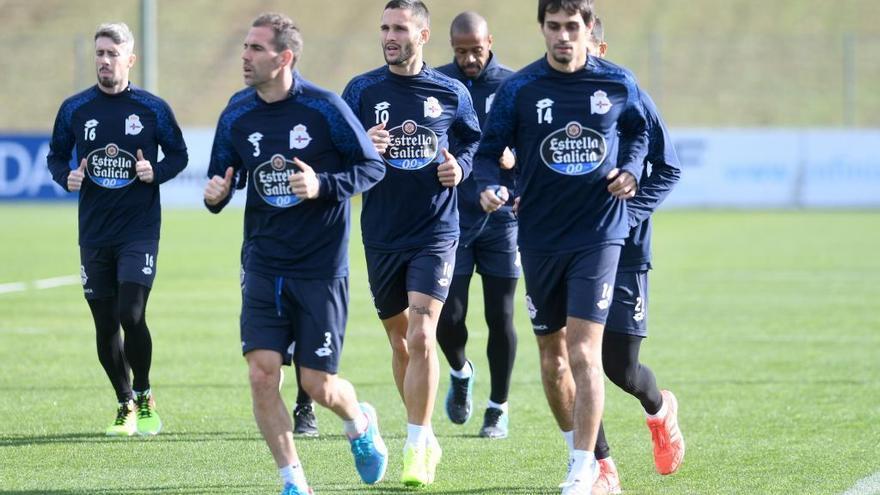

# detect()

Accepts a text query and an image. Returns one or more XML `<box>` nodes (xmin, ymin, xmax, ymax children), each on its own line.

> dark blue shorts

<box><xmin>521</xmin><ymin>244</ymin><xmax>622</xmax><ymax>335</ymax></box>
<box><xmin>365</xmin><ymin>240</ymin><xmax>457</xmax><ymax>319</ymax></box>
<box><xmin>606</xmin><ymin>270</ymin><xmax>649</xmax><ymax>337</ymax></box>
<box><xmin>455</xmin><ymin>222</ymin><xmax>520</xmax><ymax>279</ymax></box>
<box><xmin>79</xmin><ymin>240</ymin><xmax>159</xmax><ymax>299</ymax></box>
<box><xmin>240</xmin><ymin>270</ymin><xmax>348</xmax><ymax>374</ymax></box>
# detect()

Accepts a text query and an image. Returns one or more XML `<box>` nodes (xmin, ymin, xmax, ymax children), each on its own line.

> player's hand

<box><xmin>607</xmin><ymin>168</ymin><xmax>637</xmax><ymax>199</ymax></box>
<box><xmin>437</xmin><ymin>149</ymin><xmax>462</xmax><ymax>187</ymax></box>
<box><xmin>480</xmin><ymin>185</ymin><xmax>509</xmax><ymax>213</ymax></box>
<box><xmin>512</xmin><ymin>196</ymin><xmax>521</xmax><ymax>215</ymax></box>
<box><xmin>204</xmin><ymin>166</ymin><xmax>234</xmax><ymax>206</ymax></box>
<box><xmin>367</xmin><ymin>122</ymin><xmax>390</xmax><ymax>155</ymax></box>
<box><xmin>135</xmin><ymin>149</ymin><xmax>154</xmax><ymax>183</ymax></box>
<box><xmin>499</xmin><ymin>147</ymin><xmax>515</xmax><ymax>170</ymax></box>
<box><xmin>68</xmin><ymin>158</ymin><xmax>87</xmax><ymax>192</ymax></box>
<box><xmin>289</xmin><ymin>157</ymin><xmax>319</xmax><ymax>199</ymax></box>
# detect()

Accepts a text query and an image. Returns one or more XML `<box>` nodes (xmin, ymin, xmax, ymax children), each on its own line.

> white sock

<box><xmin>343</xmin><ymin>411</ymin><xmax>369</xmax><ymax>439</ymax></box>
<box><xmin>450</xmin><ymin>360</ymin><xmax>473</xmax><ymax>379</ymax></box>
<box><xmin>133</xmin><ymin>388</ymin><xmax>151</xmax><ymax>398</ymax></box>
<box><xmin>562</xmin><ymin>430</ymin><xmax>575</xmax><ymax>453</ymax></box>
<box><xmin>487</xmin><ymin>400</ymin><xmax>508</xmax><ymax>412</ymax></box>
<box><xmin>646</xmin><ymin>398</ymin><xmax>668</xmax><ymax>419</ymax></box>
<box><xmin>406</xmin><ymin>423</ymin><xmax>429</xmax><ymax>448</ymax></box>
<box><xmin>569</xmin><ymin>450</ymin><xmax>598</xmax><ymax>482</ymax></box>
<box><xmin>279</xmin><ymin>463</ymin><xmax>308</xmax><ymax>489</ymax></box>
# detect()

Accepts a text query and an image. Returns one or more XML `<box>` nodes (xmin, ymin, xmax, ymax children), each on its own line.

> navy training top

<box><xmin>47</xmin><ymin>84</ymin><xmax>188</xmax><ymax>247</ymax></box>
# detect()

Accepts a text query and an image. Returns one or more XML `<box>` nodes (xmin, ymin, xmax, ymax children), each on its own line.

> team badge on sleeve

<box><xmin>253</xmin><ymin>154</ymin><xmax>303</xmax><ymax>208</ymax></box>
<box><xmin>289</xmin><ymin>124</ymin><xmax>312</xmax><ymax>150</ymax></box>
<box><xmin>540</xmin><ymin>122</ymin><xmax>607</xmax><ymax>176</ymax></box>
<box><xmin>590</xmin><ymin>90</ymin><xmax>613</xmax><ymax>115</ymax></box>
<box><xmin>85</xmin><ymin>143</ymin><xmax>137</xmax><ymax>189</ymax></box>
<box><xmin>124</xmin><ymin>114</ymin><xmax>144</xmax><ymax>135</ymax></box>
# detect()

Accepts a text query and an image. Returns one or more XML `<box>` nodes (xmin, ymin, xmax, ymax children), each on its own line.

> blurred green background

<box><xmin>1</xmin><ymin>0</ymin><xmax>879</xmax><ymax>130</ymax></box>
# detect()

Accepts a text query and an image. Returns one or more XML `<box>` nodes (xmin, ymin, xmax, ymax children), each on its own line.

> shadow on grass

<box><xmin>0</xmin><ymin>485</ymin><xmax>264</xmax><ymax>494</ymax></box>
<box><xmin>0</xmin><ymin>431</ymin><xmax>259</xmax><ymax>447</ymax></box>
<box><xmin>1</xmin><ymin>487</ymin><xmax>555</xmax><ymax>495</ymax></box>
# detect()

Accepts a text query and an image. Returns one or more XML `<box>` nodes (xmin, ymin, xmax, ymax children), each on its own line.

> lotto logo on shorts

<box><xmin>315</xmin><ymin>332</ymin><xmax>333</xmax><ymax>357</ymax></box>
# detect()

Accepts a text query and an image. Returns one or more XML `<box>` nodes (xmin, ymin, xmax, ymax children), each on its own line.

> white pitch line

<box><xmin>843</xmin><ymin>471</ymin><xmax>880</xmax><ymax>495</ymax></box>
<box><xmin>0</xmin><ymin>282</ymin><xmax>28</xmax><ymax>294</ymax></box>
<box><xmin>0</xmin><ymin>275</ymin><xmax>79</xmax><ymax>294</ymax></box>
<box><xmin>33</xmin><ymin>275</ymin><xmax>80</xmax><ymax>289</ymax></box>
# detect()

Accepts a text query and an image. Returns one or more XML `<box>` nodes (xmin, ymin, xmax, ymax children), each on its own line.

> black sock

<box><xmin>481</xmin><ymin>275</ymin><xmax>518</xmax><ymax>404</ymax></box>
<box><xmin>603</xmin><ymin>331</ymin><xmax>663</xmax><ymax>414</ymax></box>
<box><xmin>294</xmin><ymin>365</ymin><xmax>312</xmax><ymax>406</ymax></box>
<box><xmin>594</xmin><ymin>421</ymin><xmax>610</xmax><ymax>460</ymax></box>
<box><xmin>437</xmin><ymin>274</ymin><xmax>471</xmax><ymax>371</ymax></box>
<box><xmin>88</xmin><ymin>296</ymin><xmax>132</xmax><ymax>403</ymax></box>
<box><xmin>118</xmin><ymin>283</ymin><xmax>152</xmax><ymax>392</ymax></box>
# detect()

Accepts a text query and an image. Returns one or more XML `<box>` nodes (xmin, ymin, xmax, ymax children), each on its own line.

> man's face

<box><xmin>95</xmin><ymin>37</ymin><xmax>134</xmax><ymax>89</ymax></box>
<box><xmin>241</xmin><ymin>26</ymin><xmax>286</xmax><ymax>87</ymax></box>
<box><xmin>381</xmin><ymin>8</ymin><xmax>427</xmax><ymax>66</ymax></box>
<box><xmin>541</xmin><ymin>10</ymin><xmax>591</xmax><ymax>65</ymax></box>
<box><xmin>451</xmin><ymin>29</ymin><xmax>492</xmax><ymax>79</ymax></box>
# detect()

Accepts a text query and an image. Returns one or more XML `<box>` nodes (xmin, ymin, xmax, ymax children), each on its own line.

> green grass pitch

<box><xmin>0</xmin><ymin>205</ymin><xmax>878</xmax><ymax>494</ymax></box>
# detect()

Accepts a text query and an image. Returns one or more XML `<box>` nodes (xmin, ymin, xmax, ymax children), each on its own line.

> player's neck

<box><xmin>546</xmin><ymin>53</ymin><xmax>587</xmax><ymax>74</ymax></box>
<box><xmin>389</xmin><ymin>52</ymin><xmax>424</xmax><ymax>76</ymax></box>
<box><xmin>97</xmin><ymin>78</ymin><xmax>129</xmax><ymax>95</ymax></box>
<box><xmin>257</xmin><ymin>70</ymin><xmax>293</xmax><ymax>103</ymax></box>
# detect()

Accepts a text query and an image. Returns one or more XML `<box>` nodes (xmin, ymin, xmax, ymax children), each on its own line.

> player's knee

<box><xmin>300</xmin><ymin>373</ymin><xmax>333</xmax><ymax>406</ymax></box>
<box><xmin>118</xmin><ymin>307</ymin><xmax>145</xmax><ymax>331</ymax></box>
<box><xmin>248</xmin><ymin>362</ymin><xmax>279</xmax><ymax>393</ymax></box>
<box><xmin>484</xmin><ymin>304</ymin><xmax>513</xmax><ymax>333</ymax></box>
<box><xmin>539</xmin><ymin>349</ymin><xmax>569</xmax><ymax>380</ymax></box>
<box><xmin>406</xmin><ymin>327</ymin><xmax>436</xmax><ymax>356</ymax></box>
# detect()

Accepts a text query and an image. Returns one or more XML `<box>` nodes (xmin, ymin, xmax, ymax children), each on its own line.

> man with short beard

<box><xmin>342</xmin><ymin>0</ymin><xmax>481</xmax><ymax>488</ymax></box>
<box><xmin>436</xmin><ymin>11</ymin><xmax>520</xmax><ymax>440</ymax></box>
<box><xmin>204</xmin><ymin>13</ymin><xmax>388</xmax><ymax>495</ymax></box>
<box><xmin>475</xmin><ymin>1</ymin><xmax>650</xmax><ymax>493</ymax></box>
<box><xmin>47</xmin><ymin>21</ymin><xmax>188</xmax><ymax>438</ymax></box>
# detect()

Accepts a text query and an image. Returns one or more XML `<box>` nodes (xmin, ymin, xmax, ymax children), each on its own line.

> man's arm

<box><xmin>615</xmin><ymin>82</ymin><xmax>650</xmax><ymax>183</ymax></box>
<box><xmin>46</xmin><ymin>101</ymin><xmax>77</xmax><ymax>192</ymax></box>
<box><xmin>626</xmin><ymin>92</ymin><xmax>681</xmax><ymax>227</ymax></box>
<box><xmin>313</xmin><ymin>95</ymin><xmax>386</xmax><ymax>200</ymax></box>
<box><xmin>151</xmin><ymin>100</ymin><xmax>188</xmax><ymax>185</ymax></box>
<box><xmin>204</xmin><ymin>109</ymin><xmax>244</xmax><ymax>213</ymax></box>
<box><xmin>448</xmin><ymin>86</ymin><xmax>481</xmax><ymax>181</ymax></box>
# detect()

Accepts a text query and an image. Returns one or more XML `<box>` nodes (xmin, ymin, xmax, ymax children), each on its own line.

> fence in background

<box><xmin>3</xmin><ymin>127</ymin><xmax>878</xmax><ymax>208</ymax></box>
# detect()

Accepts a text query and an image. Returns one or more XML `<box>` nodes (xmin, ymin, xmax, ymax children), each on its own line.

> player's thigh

<box><xmin>289</xmin><ymin>277</ymin><xmax>347</xmax><ymax>375</ymax></box>
<box><xmin>365</xmin><ymin>248</ymin><xmax>409</xmax><ymax>319</ymax></box>
<box><xmin>405</xmin><ymin>240</ymin><xmax>457</xmax><ymax>305</ymax></box>
<box><xmin>452</xmin><ymin>242</ymin><xmax>476</xmax><ymax>278</ymax></box>
<box><xmin>521</xmin><ymin>252</ymin><xmax>569</xmax><ymax>336</ymax></box>
<box><xmin>80</xmin><ymin>246</ymin><xmax>117</xmax><ymax>299</ymax></box>
<box><xmin>240</xmin><ymin>271</ymin><xmax>295</xmax><ymax>365</ymax></box>
<box><xmin>566</xmin><ymin>243</ymin><xmax>622</xmax><ymax>326</ymax></box>
<box><xmin>116</xmin><ymin>240</ymin><xmax>159</xmax><ymax>288</ymax></box>
<box><xmin>473</xmin><ymin>223</ymin><xmax>521</xmax><ymax>279</ymax></box>
<box><xmin>605</xmin><ymin>270</ymin><xmax>648</xmax><ymax>337</ymax></box>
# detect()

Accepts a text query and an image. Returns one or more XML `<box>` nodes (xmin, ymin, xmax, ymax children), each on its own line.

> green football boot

<box><xmin>135</xmin><ymin>391</ymin><xmax>162</xmax><ymax>436</ymax></box>
<box><xmin>105</xmin><ymin>400</ymin><xmax>137</xmax><ymax>436</ymax></box>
